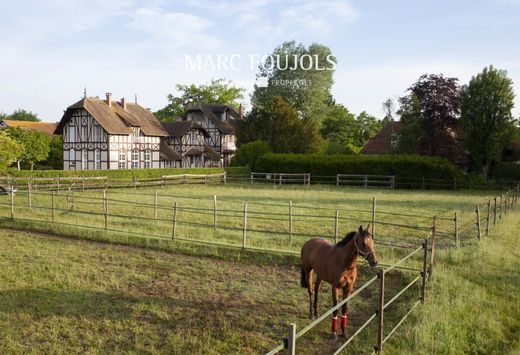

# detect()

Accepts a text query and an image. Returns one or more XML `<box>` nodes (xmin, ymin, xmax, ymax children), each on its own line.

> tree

<box><xmin>382</xmin><ymin>98</ymin><xmax>395</xmax><ymax>123</ymax></box>
<box><xmin>231</xmin><ymin>140</ymin><xmax>272</xmax><ymax>168</ymax></box>
<box><xmin>252</xmin><ymin>41</ymin><xmax>336</xmax><ymax>126</ymax></box>
<box><xmin>39</xmin><ymin>135</ymin><xmax>63</xmax><ymax>170</ymax></box>
<box><xmin>0</xmin><ymin>131</ymin><xmax>23</xmax><ymax>171</ymax></box>
<box><xmin>409</xmin><ymin>74</ymin><xmax>461</xmax><ymax>157</ymax></box>
<box><xmin>321</xmin><ymin>103</ymin><xmax>357</xmax><ymax>146</ymax></box>
<box><xmin>460</xmin><ymin>66</ymin><xmax>516</xmax><ymax>176</ymax></box>
<box><xmin>354</xmin><ymin>111</ymin><xmax>383</xmax><ymax>147</ymax></box>
<box><xmin>236</xmin><ymin>96</ymin><xmax>322</xmax><ymax>153</ymax></box>
<box><xmin>155</xmin><ymin>79</ymin><xmax>245</xmax><ymax>121</ymax></box>
<box><xmin>395</xmin><ymin>94</ymin><xmax>423</xmax><ymax>154</ymax></box>
<box><xmin>6</xmin><ymin>128</ymin><xmax>50</xmax><ymax>170</ymax></box>
<box><xmin>0</xmin><ymin>108</ymin><xmax>40</xmax><ymax>122</ymax></box>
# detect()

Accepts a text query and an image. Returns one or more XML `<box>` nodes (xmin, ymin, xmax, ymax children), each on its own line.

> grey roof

<box><xmin>159</xmin><ymin>141</ymin><xmax>182</xmax><ymax>160</ymax></box>
<box><xmin>186</xmin><ymin>103</ymin><xmax>241</xmax><ymax>134</ymax></box>
<box><xmin>161</xmin><ymin>120</ymin><xmax>209</xmax><ymax>138</ymax></box>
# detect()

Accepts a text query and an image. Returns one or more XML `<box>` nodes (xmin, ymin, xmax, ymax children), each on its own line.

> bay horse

<box><xmin>300</xmin><ymin>225</ymin><xmax>378</xmax><ymax>339</ymax></box>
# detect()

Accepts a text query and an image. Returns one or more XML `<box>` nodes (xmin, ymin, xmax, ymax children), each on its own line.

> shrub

<box><xmin>231</xmin><ymin>140</ymin><xmax>272</xmax><ymax>169</ymax></box>
<box><xmin>492</xmin><ymin>162</ymin><xmax>520</xmax><ymax>182</ymax></box>
<box><xmin>254</xmin><ymin>153</ymin><xmax>464</xmax><ymax>181</ymax></box>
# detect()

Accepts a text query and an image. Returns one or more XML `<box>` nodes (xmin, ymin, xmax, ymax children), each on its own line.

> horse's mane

<box><xmin>336</xmin><ymin>231</ymin><xmax>356</xmax><ymax>247</ymax></box>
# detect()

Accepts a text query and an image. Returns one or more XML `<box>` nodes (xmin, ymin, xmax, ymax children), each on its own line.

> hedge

<box><xmin>4</xmin><ymin>167</ymin><xmax>224</xmax><ymax>179</ymax></box>
<box><xmin>493</xmin><ymin>162</ymin><xmax>520</xmax><ymax>182</ymax></box>
<box><xmin>254</xmin><ymin>154</ymin><xmax>464</xmax><ymax>180</ymax></box>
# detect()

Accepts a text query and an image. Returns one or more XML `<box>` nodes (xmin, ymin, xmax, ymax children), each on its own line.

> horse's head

<box><xmin>355</xmin><ymin>225</ymin><xmax>378</xmax><ymax>267</ymax></box>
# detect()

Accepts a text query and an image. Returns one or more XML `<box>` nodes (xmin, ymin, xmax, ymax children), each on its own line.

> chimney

<box><xmin>121</xmin><ymin>97</ymin><xmax>127</xmax><ymax>110</ymax></box>
<box><xmin>185</xmin><ymin>99</ymin><xmax>193</xmax><ymax>110</ymax></box>
<box><xmin>238</xmin><ymin>104</ymin><xmax>243</xmax><ymax>118</ymax></box>
<box><xmin>105</xmin><ymin>92</ymin><xmax>112</xmax><ymax>107</ymax></box>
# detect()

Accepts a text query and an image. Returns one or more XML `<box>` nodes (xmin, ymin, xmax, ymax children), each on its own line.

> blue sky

<box><xmin>1</xmin><ymin>0</ymin><xmax>519</xmax><ymax>121</ymax></box>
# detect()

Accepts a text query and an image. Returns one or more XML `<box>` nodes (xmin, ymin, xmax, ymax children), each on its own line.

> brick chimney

<box><xmin>121</xmin><ymin>97</ymin><xmax>127</xmax><ymax>110</ymax></box>
<box><xmin>105</xmin><ymin>93</ymin><xmax>112</xmax><ymax>107</ymax></box>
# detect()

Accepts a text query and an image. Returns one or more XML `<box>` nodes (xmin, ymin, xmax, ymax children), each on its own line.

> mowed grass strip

<box><xmin>0</xmin><ymin>229</ymin><xmax>420</xmax><ymax>354</ymax></box>
<box><xmin>383</xmin><ymin>209</ymin><xmax>520</xmax><ymax>354</ymax></box>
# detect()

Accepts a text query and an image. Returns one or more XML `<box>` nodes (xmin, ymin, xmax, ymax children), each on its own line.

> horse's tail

<box><xmin>300</xmin><ymin>265</ymin><xmax>308</xmax><ymax>288</ymax></box>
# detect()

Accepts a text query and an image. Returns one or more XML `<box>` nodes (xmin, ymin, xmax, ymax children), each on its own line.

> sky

<box><xmin>0</xmin><ymin>0</ymin><xmax>519</xmax><ymax>122</ymax></box>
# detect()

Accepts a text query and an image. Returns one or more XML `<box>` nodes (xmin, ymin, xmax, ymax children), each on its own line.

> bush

<box><xmin>231</xmin><ymin>140</ymin><xmax>272</xmax><ymax>168</ymax></box>
<box><xmin>5</xmin><ymin>167</ymin><xmax>224</xmax><ymax>179</ymax></box>
<box><xmin>255</xmin><ymin>153</ymin><xmax>464</xmax><ymax>180</ymax></box>
<box><xmin>492</xmin><ymin>162</ymin><xmax>520</xmax><ymax>182</ymax></box>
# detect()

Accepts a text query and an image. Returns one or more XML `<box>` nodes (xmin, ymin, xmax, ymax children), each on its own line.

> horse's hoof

<box><xmin>330</xmin><ymin>332</ymin><xmax>338</xmax><ymax>340</ymax></box>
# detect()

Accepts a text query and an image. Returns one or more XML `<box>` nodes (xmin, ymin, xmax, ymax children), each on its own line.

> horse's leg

<box><xmin>341</xmin><ymin>283</ymin><xmax>354</xmax><ymax>338</ymax></box>
<box><xmin>306</xmin><ymin>269</ymin><xmax>314</xmax><ymax>319</ymax></box>
<box><xmin>313</xmin><ymin>277</ymin><xmax>322</xmax><ymax>319</ymax></box>
<box><xmin>331</xmin><ymin>286</ymin><xmax>339</xmax><ymax>339</ymax></box>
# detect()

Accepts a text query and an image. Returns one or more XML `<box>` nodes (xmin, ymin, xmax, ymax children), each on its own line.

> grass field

<box><xmin>0</xmin><ymin>183</ymin><xmax>513</xmax><ymax>353</ymax></box>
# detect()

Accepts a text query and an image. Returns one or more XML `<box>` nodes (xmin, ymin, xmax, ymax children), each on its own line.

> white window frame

<box><xmin>132</xmin><ymin>128</ymin><xmax>140</xmax><ymax>142</ymax></box>
<box><xmin>69</xmin><ymin>149</ymin><xmax>76</xmax><ymax>169</ymax></box>
<box><xmin>118</xmin><ymin>150</ymin><xmax>126</xmax><ymax>170</ymax></box>
<box><xmin>95</xmin><ymin>149</ymin><xmax>101</xmax><ymax>170</ymax></box>
<box><xmin>144</xmin><ymin>149</ymin><xmax>151</xmax><ymax>169</ymax></box>
<box><xmin>131</xmin><ymin>149</ymin><xmax>139</xmax><ymax>169</ymax></box>
<box><xmin>82</xmin><ymin>125</ymin><xmax>88</xmax><ymax>141</ymax></box>
<box><xmin>94</xmin><ymin>124</ymin><xmax>102</xmax><ymax>142</ymax></box>
<box><xmin>81</xmin><ymin>149</ymin><xmax>88</xmax><ymax>170</ymax></box>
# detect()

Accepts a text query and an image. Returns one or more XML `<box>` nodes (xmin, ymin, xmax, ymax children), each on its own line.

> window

<box><xmin>94</xmin><ymin>124</ymin><xmax>102</xmax><ymax>142</ymax></box>
<box><xmin>118</xmin><ymin>150</ymin><xmax>126</xmax><ymax>170</ymax></box>
<box><xmin>132</xmin><ymin>127</ymin><xmax>140</xmax><ymax>142</ymax></box>
<box><xmin>95</xmin><ymin>149</ymin><xmax>101</xmax><ymax>170</ymax></box>
<box><xmin>82</xmin><ymin>125</ymin><xmax>88</xmax><ymax>141</ymax></box>
<box><xmin>144</xmin><ymin>149</ymin><xmax>151</xmax><ymax>169</ymax></box>
<box><xmin>131</xmin><ymin>149</ymin><xmax>139</xmax><ymax>169</ymax></box>
<box><xmin>81</xmin><ymin>149</ymin><xmax>87</xmax><ymax>170</ymax></box>
<box><xmin>69</xmin><ymin>149</ymin><xmax>76</xmax><ymax>169</ymax></box>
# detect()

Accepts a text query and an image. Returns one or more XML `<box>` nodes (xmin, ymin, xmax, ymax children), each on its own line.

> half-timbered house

<box><xmin>180</xmin><ymin>104</ymin><xmax>241</xmax><ymax>166</ymax></box>
<box><xmin>161</xmin><ymin>121</ymin><xmax>221</xmax><ymax>168</ymax></box>
<box><xmin>55</xmin><ymin>93</ymin><xmax>170</xmax><ymax>170</ymax></box>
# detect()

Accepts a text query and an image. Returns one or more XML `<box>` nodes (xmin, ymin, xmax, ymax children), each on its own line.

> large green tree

<box><xmin>354</xmin><ymin>111</ymin><xmax>382</xmax><ymax>147</ymax></box>
<box><xmin>155</xmin><ymin>79</ymin><xmax>245</xmax><ymax>121</ymax></box>
<box><xmin>236</xmin><ymin>96</ymin><xmax>321</xmax><ymax>153</ymax></box>
<box><xmin>0</xmin><ymin>131</ymin><xmax>23</xmax><ymax>171</ymax></box>
<box><xmin>396</xmin><ymin>94</ymin><xmax>423</xmax><ymax>154</ymax></box>
<box><xmin>252</xmin><ymin>41</ymin><xmax>336</xmax><ymax>126</ymax></box>
<box><xmin>460</xmin><ymin>66</ymin><xmax>516</xmax><ymax>176</ymax></box>
<box><xmin>321</xmin><ymin>103</ymin><xmax>357</xmax><ymax>146</ymax></box>
<box><xmin>0</xmin><ymin>109</ymin><xmax>40</xmax><ymax>122</ymax></box>
<box><xmin>6</xmin><ymin>128</ymin><xmax>50</xmax><ymax>170</ymax></box>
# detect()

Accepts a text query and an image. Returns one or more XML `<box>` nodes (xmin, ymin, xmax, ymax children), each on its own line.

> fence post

<box><xmin>364</xmin><ymin>175</ymin><xmax>368</xmax><ymax>188</ymax></box>
<box><xmin>172</xmin><ymin>201</ymin><xmax>177</xmax><ymax>239</ymax></box>
<box><xmin>375</xmin><ymin>269</ymin><xmax>385</xmax><ymax>354</ymax></box>
<box><xmin>9</xmin><ymin>188</ymin><xmax>14</xmax><ymax>219</ymax></box>
<box><xmin>429</xmin><ymin>216</ymin><xmax>437</xmax><ymax>279</ymax></box>
<box><xmin>390</xmin><ymin>176</ymin><xmax>395</xmax><ymax>189</ymax></box>
<box><xmin>422</xmin><ymin>176</ymin><xmax>425</xmax><ymax>189</ymax></box>
<box><xmin>372</xmin><ymin>197</ymin><xmax>376</xmax><ymax>239</ymax></box>
<box><xmin>56</xmin><ymin>177</ymin><xmax>60</xmax><ymax>194</ymax></box>
<box><xmin>499</xmin><ymin>195</ymin><xmax>503</xmax><ymax>220</ymax></box>
<box><xmin>286</xmin><ymin>323</ymin><xmax>296</xmax><ymax>355</ymax></box>
<box><xmin>486</xmin><ymin>200</ymin><xmax>490</xmax><ymax>237</ymax></box>
<box><xmin>154</xmin><ymin>190</ymin><xmax>158</xmax><ymax>220</ymax></box>
<box><xmin>250</xmin><ymin>172</ymin><xmax>254</xmax><ymax>185</ymax></box>
<box><xmin>242</xmin><ymin>202</ymin><xmax>248</xmax><ymax>250</ymax></box>
<box><xmin>82</xmin><ymin>177</ymin><xmax>85</xmax><ymax>192</ymax></box>
<box><xmin>336</xmin><ymin>174</ymin><xmax>339</xmax><ymax>187</ymax></box>
<box><xmin>421</xmin><ymin>238</ymin><xmax>428</xmax><ymax>304</ymax></box>
<box><xmin>213</xmin><ymin>195</ymin><xmax>217</xmax><ymax>230</ymax></box>
<box><xmin>454</xmin><ymin>212</ymin><xmax>459</xmax><ymax>248</ymax></box>
<box><xmin>493</xmin><ymin>197</ymin><xmax>497</xmax><ymax>225</ymax></box>
<box><xmin>28</xmin><ymin>180</ymin><xmax>32</xmax><ymax>210</ymax></box>
<box><xmin>223</xmin><ymin>172</ymin><xmax>227</xmax><ymax>186</ymax></box>
<box><xmin>334</xmin><ymin>210</ymin><xmax>339</xmax><ymax>244</ymax></box>
<box><xmin>105</xmin><ymin>177</ymin><xmax>108</xmax><ymax>190</ymax></box>
<box><xmin>51</xmin><ymin>191</ymin><xmax>56</xmax><ymax>222</ymax></box>
<box><xmin>103</xmin><ymin>189</ymin><xmax>108</xmax><ymax>230</ymax></box>
<box><xmin>476</xmin><ymin>205</ymin><xmax>481</xmax><ymax>240</ymax></box>
<box><xmin>133</xmin><ymin>176</ymin><xmax>137</xmax><ymax>190</ymax></box>
<box><xmin>66</xmin><ymin>187</ymin><xmax>70</xmax><ymax>211</ymax></box>
<box><xmin>289</xmin><ymin>200</ymin><xmax>293</xmax><ymax>241</ymax></box>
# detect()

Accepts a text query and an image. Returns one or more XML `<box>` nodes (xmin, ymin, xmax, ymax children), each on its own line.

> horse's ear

<box><xmin>358</xmin><ymin>225</ymin><xmax>363</xmax><ymax>233</ymax></box>
<box><xmin>366</xmin><ymin>224</ymin><xmax>370</xmax><ymax>232</ymax></box>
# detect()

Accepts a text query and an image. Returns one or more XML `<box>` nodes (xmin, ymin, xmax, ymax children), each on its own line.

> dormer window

<box><xmin>132</xmin><ymin>127</ymin><xmax>140</xmax><ymax>142</ymax></box>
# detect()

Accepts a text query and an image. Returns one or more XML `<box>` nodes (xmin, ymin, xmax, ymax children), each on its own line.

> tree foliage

<box><xmin>354</xmin><ymin>111</ymin><xmax>383</xmax><ymax>147</ymax></box>
<box><xmin>252</xmin><ymin>41</ymin><xmax>336</xmax><ymax>126</ymax></box>
<box><xmin>0</xmin><ymin>108</ymin><xmax>40</xmax><ymax>122</ymax></box>
<box><xmin>6</xmin><ymin>128</ymin><xmax>51</xmax><ymax>170</ymax></box>
<box><xmin>395</xmin><ymin>94</ymin><xmax>423</xmax><ymax>154</ymax></box>
<box><xmin>236</xmin><ymin>96</ymin><xmax>322</xmax><ymax>153</ymax></box>
<box><xmin>321</xmin><ymin>103</ymin><xmax>357</xmax><ymax>146</ymax></box>
<box><xmin>0</xmin><ymin>130</ymin><xmax>23</xmax><ymax>171</ymax></box>
<box><xmin>155</xmin><ymin>79</ymin><xmax>245</xmax><ymax>121</ymax></box>
<box><xmin>460</xmin><ymin>66</ymin><xmax>516</xmax><ymax>176</ymax></box>
<box><xmin>409</xmin><ymin>74</ymin><xmax>461</xmax><ymax>157</ymax></box>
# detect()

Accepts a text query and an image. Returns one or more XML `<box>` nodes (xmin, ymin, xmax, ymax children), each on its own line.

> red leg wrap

<box><xmin>341</xmin><ymin>314</ymin><xmax>347</xmax><ymax>330</ymax></box>
<box><xmin>331</xmin><ymin>315</ymin><xmax>338</xmax><ymax>332</ymax></box>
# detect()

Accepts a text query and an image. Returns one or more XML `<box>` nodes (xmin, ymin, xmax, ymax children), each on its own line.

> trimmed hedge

<box><xmin>493</xmin><ymin>162</ymin><xmax>520</xmax><ymax>182</ymax></box>
<box><xmin>5</xmin><ymin>167</ymin><xmax>224</xmax><ymax>179</ymax></box>
<box><xmin>254</xmin><ymin>154</ymin><xmax>464</xmax><ymax>180</ymax></box>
